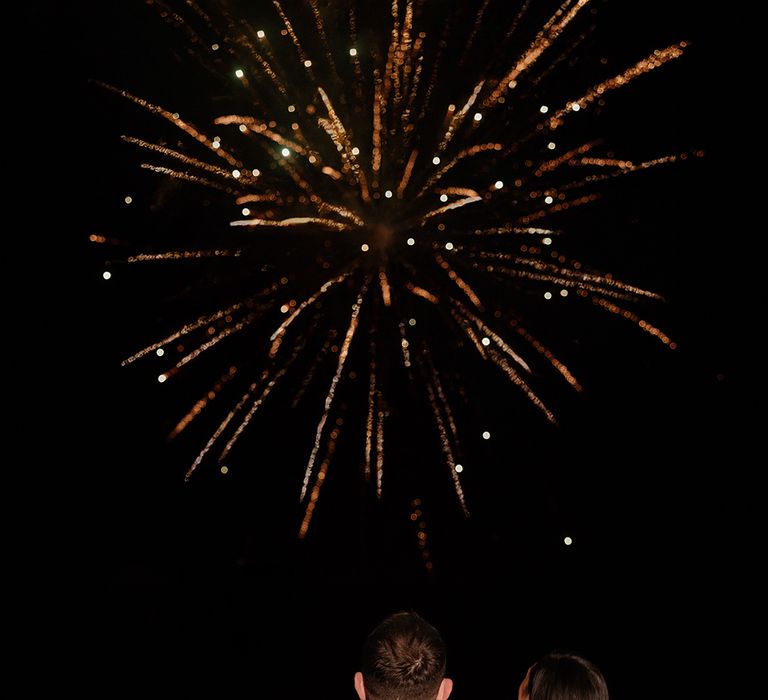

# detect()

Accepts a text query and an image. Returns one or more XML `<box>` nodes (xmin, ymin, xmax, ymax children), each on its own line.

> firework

<box><xmin>95</xmin><ymin>0</ymin><xmax>696</xmax><ymax>536</ymax></box>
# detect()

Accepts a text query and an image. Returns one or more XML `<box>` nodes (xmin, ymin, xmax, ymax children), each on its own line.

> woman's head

<box><xmin>519</xmin><ymin>652</ymin><xmax>609</xmax><ymax>700</ymax></box>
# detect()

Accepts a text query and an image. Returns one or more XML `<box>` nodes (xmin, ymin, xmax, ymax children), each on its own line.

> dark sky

<box><xmin>43</xmin><ymin>1</ymin><xmax>741</xmax><ymax>696</ymax></box>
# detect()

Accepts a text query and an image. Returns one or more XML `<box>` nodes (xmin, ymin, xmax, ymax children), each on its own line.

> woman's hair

<box><xmin>360</xmin><ymin>611</ymin><xmax>447</xmax><ymax>700</ymax></box>
<box><xmin>528</xmin><ymin>651</ymin><xmax>609</xmax><ymax>700</ymax></box>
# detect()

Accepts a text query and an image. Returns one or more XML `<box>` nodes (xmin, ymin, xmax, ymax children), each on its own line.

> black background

<box><xmin>41</xmin><ymin>0</ymin><xmax>743</xmax><ymax>696</ymax></box>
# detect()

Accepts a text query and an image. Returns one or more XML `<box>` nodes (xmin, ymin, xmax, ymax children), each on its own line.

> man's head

<box><xmin>518</xmin><ymin>651</ymin><xmax>609</xmax><ymax>700</ymax></box>
<box><xmin>354</xmin><ymin>611</ymin><xmax>453</xmax><ymax>700</ymax></box>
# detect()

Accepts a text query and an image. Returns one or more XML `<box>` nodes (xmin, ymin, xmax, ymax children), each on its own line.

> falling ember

<box><xmin>169</xmin><ymin>367</ymin><xmax>239</xmax><ymax>439</ymax></box>
<box><xmin>97</xmin><ymin>0</ymin><xmax>692</xmax><ymax>535</ymax></box>
<box><xmin>423</xmin><ymin>363</ymin><xmax>469</xmax><ymax>517</ymax></box>
<box><xmin>300</xmin><ymin>285</ymin><xmax>367</xmax><ymax>503</ymax></box>
<box><xmin>409</xmin><ymin>496</ymin><xmax>435</xmax><ymax>573</ymax></box>
<box><xmin>299</xmin><ymin>421</ymin><xmax>343</xmax><ymax>539</ymax></box>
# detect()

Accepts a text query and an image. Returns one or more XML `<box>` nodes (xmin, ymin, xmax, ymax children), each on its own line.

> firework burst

<box><xmin>94</xmin><ymin>0</ymin><xmax>697</xmax><ymax>535</ymax></box>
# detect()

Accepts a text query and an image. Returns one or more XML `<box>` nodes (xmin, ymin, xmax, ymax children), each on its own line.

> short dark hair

<box><xmin>360</xmin><ymin>611</ymin><xmax>447</xmax><ymax>700</ymax></box>
<box><xmin>528</xmin><ymin>652</ymin><xmax>609</xmax><ymax>700</ymax></box>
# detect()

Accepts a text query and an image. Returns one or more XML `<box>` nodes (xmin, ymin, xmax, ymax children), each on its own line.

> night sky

<box><xmin>42</xmin><ymin>1</ymin><xmax>741</xmax><ymax>696</ymax></box>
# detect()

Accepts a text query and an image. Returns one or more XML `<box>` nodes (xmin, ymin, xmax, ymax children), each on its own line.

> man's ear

<box><xmin>437</xmin><ymin>677</ymin><xmax>454</xmax><ymax>700</ymax></box>
<box><xmin>354</xmin><ymin>671</ymin><xmax>366</xmax><ymax>700</ymax></box>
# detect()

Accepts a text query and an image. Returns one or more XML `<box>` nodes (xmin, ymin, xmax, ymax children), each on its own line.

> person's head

<box><xmin>518</xmin><ymin>651</ymin><xmax>608</xmax><ymax>700</ymax></box>
<box><xmin>354</xmin><ymin>611</ymin><xmax>453</xmax><ymax>700</ymax></box>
